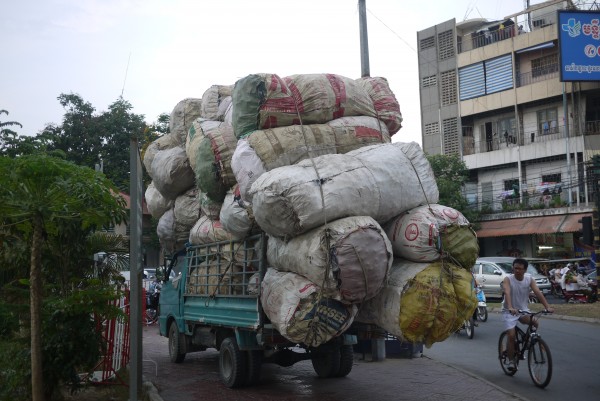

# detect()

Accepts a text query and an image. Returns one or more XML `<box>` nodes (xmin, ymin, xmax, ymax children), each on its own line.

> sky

<box><xmin>1</xmin><ymin>0</ymin><xmax>532</xmax><ymax>146</ymax></box>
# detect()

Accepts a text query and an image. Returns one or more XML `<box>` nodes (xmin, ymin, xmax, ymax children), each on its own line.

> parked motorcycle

<box><xmin>145</xmin><ymin>282</ymin><xmax>161</xmax><ymax>324</ymax></box>
<box><xmin>474</xmin><ymin>286</ymin><xmax>488</xmax><ymax>322</ymax></box>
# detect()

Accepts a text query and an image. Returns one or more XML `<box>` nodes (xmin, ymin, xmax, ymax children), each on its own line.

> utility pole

<box><xmin>359</xmin><ymin>0</ymin><xmax>370</xmax><ymax>77</ymax></box>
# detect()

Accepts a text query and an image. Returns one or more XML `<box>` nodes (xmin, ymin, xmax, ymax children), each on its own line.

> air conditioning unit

<box><xmin>533</xmin><ymin>19</ymin><xmax>546</xmax><ymax>28</ymax></box>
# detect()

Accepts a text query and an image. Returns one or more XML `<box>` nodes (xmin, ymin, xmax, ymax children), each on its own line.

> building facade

<box><xmin>417</xmin><ymin>0</ymin><xmax>600</xmax><ymax>259</ymax></box>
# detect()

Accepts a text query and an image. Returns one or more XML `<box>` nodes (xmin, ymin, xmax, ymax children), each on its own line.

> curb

<box><xmin>488</xmin><ymin>307</ymin><xmax>600</xmax><ymax>324</ymax></box>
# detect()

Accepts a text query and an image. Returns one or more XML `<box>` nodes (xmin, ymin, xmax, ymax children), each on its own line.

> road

<box><xmin>423</xmin><ymin>310</ymin><xmax>599</xmax><ymax>401</ymax></box>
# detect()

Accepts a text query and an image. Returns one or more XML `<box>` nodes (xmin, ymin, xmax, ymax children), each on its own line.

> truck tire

<box><xmin>333</xmin><ymin>344</ymin><xmax>353</xmax><ymax>377</ymax></box>
<box><xmin>245</xmin><ymin>350</ymin><xmax>262</xmax><ymax>386</ymax></box>
<box><xmin>311</xmin><ymin>345</ymin><xmax>341</xmax><ymax>378</ymax></box>
<box><xmin>219</xmin><ymin>337</ymin><xmax>247</xmax><ymax>388</ymax></box>
<box><xmin>168</xmin><ymin>322</ymin><xmax>186</xmax><ymax>363</ymax></box>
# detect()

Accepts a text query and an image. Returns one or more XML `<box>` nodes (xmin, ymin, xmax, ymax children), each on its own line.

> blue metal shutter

<box><xmin>459</xmin><ymin>63</ymin><xmax>485</xmax><ymax>100</ymax></box>
<box><xmin>485</xmin><ymin>54</ymin><xmax>513</xmax><ymax>94</ymax></box>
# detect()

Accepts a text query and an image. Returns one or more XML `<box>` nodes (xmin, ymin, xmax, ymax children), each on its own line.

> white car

<box><xmin>471</xmin><ymin>257</ymin><xmax>551</xmax><ymax>298</ymax></box>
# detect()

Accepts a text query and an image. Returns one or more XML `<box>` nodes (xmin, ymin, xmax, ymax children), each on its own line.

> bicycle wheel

<box><xmin>528</xmin><ymin>337</ymin><xmax>552</xmax><ymax>388</ymax></box>
<box><xmin>498</xmin><ymin>331</ymin><xmax>517</xmax><ymax>376</ymax></box>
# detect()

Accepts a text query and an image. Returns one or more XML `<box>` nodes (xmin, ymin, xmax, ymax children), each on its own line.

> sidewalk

<box><xmin>141</xmin><ymin>325</ymin><xmax>527</xmax><ymax>401</ymax></box>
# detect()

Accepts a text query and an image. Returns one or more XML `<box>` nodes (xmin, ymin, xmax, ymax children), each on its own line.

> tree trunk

<box><xmin>30</xmin><ymin>214</ymin><xmax>45</xmax><ymax>401</ymax></box>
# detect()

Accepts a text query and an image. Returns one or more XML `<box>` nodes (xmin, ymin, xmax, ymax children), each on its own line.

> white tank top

<box><xmin>502</xmin><ymin>274</ymin><xmax>532</xmax><ymax>312</ymax></box>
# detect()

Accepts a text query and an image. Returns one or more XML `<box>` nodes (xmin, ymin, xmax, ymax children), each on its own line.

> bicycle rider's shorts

<box><xmin>502</xmin><ymin>311</ymin><xmax>520</xmax><ymax>331</ymax></box>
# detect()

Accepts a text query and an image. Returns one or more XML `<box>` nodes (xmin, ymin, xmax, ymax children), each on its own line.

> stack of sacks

<box><xmin>384</xmin><ymin>203</ymin><xmax>479</xmax><ymax>269</ymax></box>
<box><xmin>356</xmin><ymin>259</ymin><xmax>477</xmax><ymax>347</ymax></box>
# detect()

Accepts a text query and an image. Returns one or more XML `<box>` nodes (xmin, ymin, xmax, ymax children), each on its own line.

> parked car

<box><xmin>471</xmin><ymin>257</ymin><xmax>552</xmax><ymax>299</ymax></box>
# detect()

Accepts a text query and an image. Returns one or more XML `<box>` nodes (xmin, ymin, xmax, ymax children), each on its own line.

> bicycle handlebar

<box><xmin>517</xmin><ymin>309</ymin><xmax>553</xmax><ymax>315</ymax></box>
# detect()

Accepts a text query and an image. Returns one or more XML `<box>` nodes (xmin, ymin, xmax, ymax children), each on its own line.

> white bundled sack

<box><xmin>220</xmin><ymin>186</ymin><xmax>255</xmax><ymax>239</ymax></box>
<box><xmin>231</xmin><ymin>116</ymin><xmax>390</xmax><ymax>202</ymax></box>
<box><xmin>143</xmin><ymin>134</ymin><xmax>180</xmax><ymax>177</ymax></box>
<box><xmin>261</xmin><ymin>268</ymin><xmax>357</xmax><ymax>347</ymax></box>
<box><xmin>200</xmin><ymin>85</ymin><xmax>233</xmax><ymax>121</ymax></box>
<box><xmin>151</xmin><ymin>147</ymin><xmax>195</xmax><ymax>200</ymax></box>
<box><xmin>385</xmin><ymin>204</ymin><xmax>478</xmax><ymax>268</ymax></box>
<box><xmin>145</xmin><ymin>181</ymin><xmax>174</xmax><ymax>219</ymax></box>
<box><xmin>267</xmin><ymin>216</ymin><xmax>392</xmax><ymax>304</ymax></box>
<box><xmin>199</xmin><ymin>192</ymin><xmax>222</xmax><ymax>220</ymax></box>
<box><xmin>156</xmin><ymin>209</ymin><xmax>189</xmax><ymax>254</ymax></box>
<box><xmin>173</xmin><ymin>187</ymin><xmax>201</xmax><ymax>229</ymax></box>
<box><xmin>250</xmin><ymin>142</ymin><xmax>439</xmax><ymax>238</ymax></box>
<box><xmin>188</xmin><ymin>215</ymin><xmax>238</xmax><ymax>245</ymax></box>
<box><xmin>170</xmin><ymin>98</ymin><xmax>203</xmax><ymax>144</ymax></box>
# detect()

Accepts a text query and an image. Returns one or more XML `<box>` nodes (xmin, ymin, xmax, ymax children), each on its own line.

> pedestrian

<box><xmin>501</xmin><ymin>258</ymin><xmax>554</xmax><ymax>371</ymax></box>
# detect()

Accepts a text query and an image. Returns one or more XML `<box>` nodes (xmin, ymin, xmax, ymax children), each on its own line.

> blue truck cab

<box><xmin>158</xmin><ymin>232</ymin><xmax>357</xmax><ymax>388</ymax></box>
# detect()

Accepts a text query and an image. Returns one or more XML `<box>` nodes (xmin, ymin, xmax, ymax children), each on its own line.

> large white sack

<box><xmin>156</xmin><ymin>209</ymin><xmax>189</xmax><ymax>254</ymax></box>
<box><xmin>173</xmin><ymin>187</ymin><xmax>201</xmax><ymax>229</ymax></box>
<box><xmin>250</xmin><ymin>142</ymin><xmax>439</xmax><ymax>238</ymax></box>
<box><xmin>220</xmin><ymin>186</ymin><xmax>255</xmax><ymax>239</ymax></box>
<box><xmin>151</xmin><ymin>147</ymin><xmax>195</xmax><ymax>200</ymax></box>
<box><xmin>200</xmin><ymin>85</ymin><xmax>233</xmax><ymax>121</ymax></box>
<box><xmin>267</xmin><ymin>216</ymin><xmax>392</xmax><ymax>304</ymax></box>
<box><xmin>143</xmin><ymin>134</ymin><xmax>180</xmax><ymax>177</ymax></box>
<box><xmin>385</xmin><ymin>204</ymin><xmax>479</xmax><ymax>269</ymax></box>
<box><xmin>356</xmin><ymin>76</ymin><xmax>403</xmax><ymax>136</ymax></box>
<box><xmin>356</xmin><ymin>259</ymin><xmax>476</xmax><ymax>347</ymax></box>
<box><xmin>170</xmin><ymin>98</ymin><xmax>203</xmax><ymax>144</ymax></box>
<box><xmin>188</xmin><ymin>215</ymin><xmax>239</xmax><ymax>244</ymax></box>
<box><xmin>260</xmin><ymin>268</ymin><xmax>357</xmax><ymax>347</ymax></box>
<box><xmin>145</xmin><ymin>181</ymin><xmax>174</xmax><ymax>219</ymax></box>
<box><xmin>232</xmin><ymin>116</ymin><xmax>391</xmax><ymax>202</ymax></box>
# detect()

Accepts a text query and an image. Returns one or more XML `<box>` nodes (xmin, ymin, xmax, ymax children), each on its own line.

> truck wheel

<box><xmin>219</xmin><ymin>337</ymin><xmax>247</xmax><ymax>388</ymax></box>
<box><xmin>168</xmin><ymin>322</ymin><xmax>186</xmax><ymax>363</ymax></box>
<box><xmin>332</xmin><ymin>344</ymin><xmax>353</xmax><ymax>377</ymax></box>
<box><xmin>245</xmin><ymin>350</ymin><xmax>262</xmax><ymax>386</ymax></box>
<box><xmin>311</xmin><ymin>346</ymin><xmax>341</xmax><ymax>378</ymax></box>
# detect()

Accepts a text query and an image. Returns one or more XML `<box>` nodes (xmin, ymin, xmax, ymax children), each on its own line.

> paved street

<box><xmin>141</xmin><ymin>324</ymin><xmax>526</xmax><ymax>401</ymax></box>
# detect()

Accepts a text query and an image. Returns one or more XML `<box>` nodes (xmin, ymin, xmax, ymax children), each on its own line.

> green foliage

<box><xmin>426</xmin><ymin>153</ymin><xmax>481</xmax><ymax>227</ymax></box>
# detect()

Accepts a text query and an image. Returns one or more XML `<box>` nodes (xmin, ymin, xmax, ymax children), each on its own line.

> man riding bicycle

<box><xmin>502</xmin><ymin>258</ymin><xmax>554</xmax><ymax>371</ymax></box>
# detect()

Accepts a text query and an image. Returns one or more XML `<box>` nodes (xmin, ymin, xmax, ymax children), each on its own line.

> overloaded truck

<box><xmin>158</xmin><ymin>232</ymin><xmax>357</xmax><ymax>388</ymax></box>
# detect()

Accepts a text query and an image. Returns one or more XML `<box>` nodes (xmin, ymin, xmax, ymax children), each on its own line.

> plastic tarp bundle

<box><xmin>357</xmin><ymin>259</ymin><xmax>476</xmax><ymax>347</ymax></box>
<box><xmin>356</xmin><ymin>76</ymin><xmax>403</xmax><ymax>136</ymax></box>
<box><xmin>231</xmin><ymin>116</ymin><xmax>391</xmax><ymax>202</ymax></box>
<box><xmin>261</xmin><ymin>268</ymin><xmax>358</xmax><ymax>347</ymax></box>
<box><xmin>157</xmin><ymin>209</ymin><xmax>191</xmax><ymax>254</ymax></box>
<box><xmin>220</xmin><ymin>185</ymin><xmax>255</xmax><ymax>239</ymax></box>
<box><xmin>267</xmin><ymin>216</ymin><xmax>392</xmax><ymax>304</ymax></box>
<box><xmin>232</xmin><ymin>73</ymin><xmax>376</xmax><ymax>138</ymax></box>
<box><xmin>173</xmin><ymin>187</ymin><xmax>201</xmax><ymax>229</ymax></box>
<box><xmin>151</xmin><ymin>147</ymin><xmax>195</xmax><ymax>200</ymax></box>
<box><xmin>385</xmin><ymin>204</ymin><xmax>479</xmax><ymax>269</ymax></box>
<box><xmin>186</xmin><ymin>118</ymin><xmax>238</xmax><ymax>203</ymax></box>
<box><xmin>143</xmin><ymin>134</ymin><xmax>180</xmax><ymax>177</ymax></box>
<box><xmin>170</xmin><ymin>98</ymin><xmax>203</xmax><ymax>144</ymax></box>
<box><xmin>250</xmin><ymin>141</ymin><xmax>439</xmax><ymax>238</ymax></box>
<box><xmin>200</xmin><ymin>85</ymin><xmax>233</xmax><ymax>121</ymax></box>
<box><xmin>145</xmin><ymin>181</ymin><xmax>174</xmax><ymax>219</ymax></box>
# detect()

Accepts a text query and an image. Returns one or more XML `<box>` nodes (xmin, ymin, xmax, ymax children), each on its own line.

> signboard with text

<box><xmin>558</xmin><ymin>10</ymin><xmax>600</xmax><ymax>82</ymax></box>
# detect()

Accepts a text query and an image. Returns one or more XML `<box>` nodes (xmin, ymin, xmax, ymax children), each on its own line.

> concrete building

<box><xmin>417</xmin><ymin>0</ymin><xmax>600</xmax><ymax>259</ymax></box>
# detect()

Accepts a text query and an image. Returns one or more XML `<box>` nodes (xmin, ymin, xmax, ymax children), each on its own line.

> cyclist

<box><xmin>502</xmin><ymin>258</ymin><xmax>554</xmax><ymax>371</ymax></box>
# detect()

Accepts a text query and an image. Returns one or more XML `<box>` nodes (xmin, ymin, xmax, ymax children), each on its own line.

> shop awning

<box><xmin>476</xmin><ymin>213</ymin><xmax>592</xmax><ymax>238</ymax></box>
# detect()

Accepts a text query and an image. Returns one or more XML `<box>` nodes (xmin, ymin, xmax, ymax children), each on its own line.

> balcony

<box><xmin>516</xmin><ymin>64</ymin><xmax>559</xmax><ymax>87</ymax></box>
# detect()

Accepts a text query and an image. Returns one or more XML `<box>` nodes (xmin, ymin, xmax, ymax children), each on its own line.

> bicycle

<box><xmin>498</xmin><ymin>310</ymin><xmax>553</xmax><ymax>388</ymax></box>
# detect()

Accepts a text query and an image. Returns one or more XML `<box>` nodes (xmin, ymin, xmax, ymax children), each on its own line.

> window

<box><xmin>459</xmin><ymin>54</ymin><xmax>513</xmax><ymax>100</ymax></box>
<box><xmin>424</xmin><ymin>122</ymin><xmax>439</xmax><ymax>136</ymax></box>
<box><xmin>504</xmin><ymin>179</ymin><xmax>519</xmax><ymax>191</ymax></box>
<box><xmin>443</xmin><ymin>117</ymin><xmax>459</xmax><ymax>155</ymax></box>
<box><xmin>440</xmin><ymin>70</ymin><xmax>457</xmax><ymax>105</ymax></box>
<box><xmin>420</xmin><ymin>36</ymin><xmax>435</xmax><ymax>51</ymax></box>
<box><xmin>537</xmin><ymin>108</ymin><xmax>558</xmax><ymax>135</ymax></box>
<box><xmin>531</xmin><ymin>54</ymin><xmax>558</xmax><ymax>78</ymax></box>
<box><xmin>482</xmin><ymin>263</ymin><xmax>496</xmax><ymax>275</ymax></box>
<box><xmin>437</xmin><ymin>30</ymin><xmax>455</xmax><ymax>60</ymax></box>
<box><xmin>422</xmin><ymin>75</ymin><xmax>437</xmax><ymax>87</ymax></box>
<box><xmin>497</xmin><ymin>117</ymin><xmax>516</xmax><ymax>144</ymax></box>
<box><xmin>542</xmin><ymin>174</ymin><xmax>561</xmax><ymax>183</ymax></box>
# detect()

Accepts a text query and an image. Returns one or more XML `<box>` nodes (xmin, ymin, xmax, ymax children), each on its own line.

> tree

<box><xmin>426</xmin><ymin>153</ymin><xmax>480</xmax><ymax>227</ymax></box>
<box><xmin>0</xmin><ymin>154</ymin><xmax>126</xmax><ymax>401</ymax></box>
